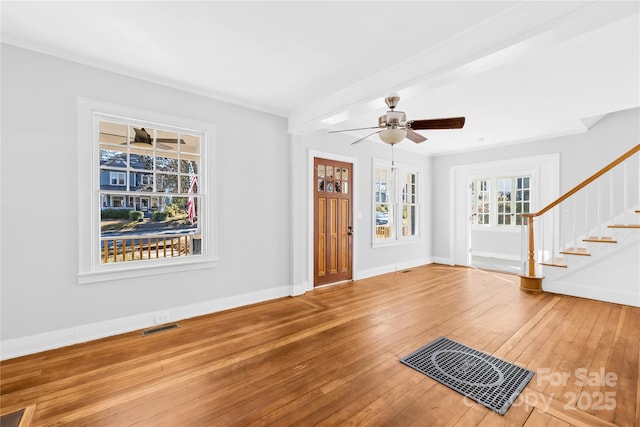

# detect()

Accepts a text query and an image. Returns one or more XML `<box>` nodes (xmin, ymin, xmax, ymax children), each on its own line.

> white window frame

<box><xmin>471</xmin><ymin>174</ymin><xmax>531</xmax><ymax>229</ymax></box>
<box><xmin>110</xmin><ymin>171</ymin><xmax>126</xmax><ymax>186</ymax></box>
<box><xmin>77</xmin><ymin>98</ymin><xmax>217</xmax><ymax>284</ymax></box>
<box><xmin>372</xmin><ymin>159</ymin><xmax>422</xmax><ymax>247</ymax></box>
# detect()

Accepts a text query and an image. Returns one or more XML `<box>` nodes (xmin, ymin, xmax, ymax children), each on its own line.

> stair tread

<box><xmin>607</xmin><ymin>224</ymin><xmax>640</xmax><ymax>229</ymax></box>
<box><xmin>540</xmin><ymin>257</ymin><xmax>567</xmax><ymax>268</ymax></box>
<box><xmin>583</xmin><ymin>236</ymin><xmax>618</xmax><ymax>243</ymax></box>
<box><xmin>559</xmin><ymin>247</ymin><xmax>591</xmax><ymax>256</ymax></box>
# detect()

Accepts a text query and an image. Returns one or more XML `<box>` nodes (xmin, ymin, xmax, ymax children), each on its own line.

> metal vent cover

<box><xmin>142</xmin><ymin>323</ymin><xmax>179</xmax><ymax>336</ymax></box>
<box><xmin>400</xmin><ymin>336</ymin><xmax>534</xmax><ymax>415</ymax></box>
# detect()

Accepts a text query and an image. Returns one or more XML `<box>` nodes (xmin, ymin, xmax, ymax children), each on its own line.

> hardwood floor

<box><xmin>1</xmin><ymin>265</ymin><xmax>638</xmax><ymax>426</ymax></box>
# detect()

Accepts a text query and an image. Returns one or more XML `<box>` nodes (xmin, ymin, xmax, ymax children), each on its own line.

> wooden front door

<box><xmin>314</xmin><ymin>158</ymin><xmax>353</xmax><ymax>286</ymax></box>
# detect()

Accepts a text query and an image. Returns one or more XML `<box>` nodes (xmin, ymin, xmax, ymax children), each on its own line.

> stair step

<box><xmin>607</xmin><ymin>224</ymin><xmax>640</xmax><ymax>229</ymax></box>
<box><xmin>540</xmin><ymin>257</ymin><xmax>567</xmax><ymax>268</ymax></box>
<box><xmin>582</xmin><ymin>236</ymin><xmax>618</xmax><ymax>243</ymax></box>
<box><xmin>560</xmin><ymin>247</ymin><xmax>591</xmax><ymax>256</ymax></box>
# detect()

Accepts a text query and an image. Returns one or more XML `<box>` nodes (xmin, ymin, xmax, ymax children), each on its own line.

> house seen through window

<box><xmin>98</xmin><ymin>118</ymin><xmax>203</xmax><ymax>264</ymax></box>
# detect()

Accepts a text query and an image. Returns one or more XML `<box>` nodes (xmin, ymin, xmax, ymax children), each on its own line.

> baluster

<box><xmin>623</xmin><ymin>160</ymin><xmax>628</xmax><ymax>211</ymax></box>
<box><xmin>572</xmin><ymin>198</ymin><xmax>578</xmax><ymax>251</ymax></box>
<box><xmin>550</xmin><ymin>207</ymin><xmax>556</xmax><ymax>263</ymax></box>
<box><xmin>597</xmin><ymin>179</ymin><xmax>602</xmax><ymax>238</ymax></box>
<box><xmin>609</xmin><ymin>169</ymin><xmax>615</xmax><ymax>222</ymax></box>
<box><xmin>584</xmin><ymin>189</ymin><xmax>589</xmax><ymax>239</ymax></box>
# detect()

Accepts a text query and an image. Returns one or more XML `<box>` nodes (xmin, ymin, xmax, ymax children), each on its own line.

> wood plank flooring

<box><xmin>1</xmin><ymin>265</ymin><xmax>638</xmax><ymax>426</ymax></box>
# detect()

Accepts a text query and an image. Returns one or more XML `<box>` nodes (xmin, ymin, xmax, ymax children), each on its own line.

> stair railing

<box><xmin>520</xmin><ymin>144</ymin><xmax>640</xmax><ymax>291</ymax></box>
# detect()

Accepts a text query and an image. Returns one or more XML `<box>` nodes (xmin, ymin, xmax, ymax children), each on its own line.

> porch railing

<box><xmin>520</xmin><ymin>144</ymin><xmax>640</xmax><ymax>290</ymax></box>
<box><xmin>101</xmin><ymin>233</ymin><xmax>200</xmax><ymax>263</ymax></box>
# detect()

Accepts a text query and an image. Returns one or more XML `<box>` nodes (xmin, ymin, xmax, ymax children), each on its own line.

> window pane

<box><xmin>99</xmin><ymin>121</ymin><xmax>127</xmax><ymax>145</ymax></box>
<box><xmin>156</xmin><ymin>156</ymin><xmax>178</xmax><ymax>172</ymax></box>
<box><xmin>180</xmin><ymin>133</ymin><xmax>200</xmax><ymax>155</ymax></box>
<box><xmin>129</xmin><ymin>151</ymin><xmax>154</xmax><ymax>171</ymax></box>
<box><xmin>180</xmin><ymin>175</ymin><xmax>199</xmax><ymax>194</ymax></box>
<box><xmin>131</xmin><ymin>173</ymin><xmax>153</xmax><ymax>192</ymax></box>
<box><xmin>156</xmin><ymin>130</ymin><xmax>181</xmax><ymax>152</ymax></box>
<box><xmin>100</xmin><ymin>145</ymin><xmax>127</xmax><ymax>169</ymax></box>
<box><xmin>130</xmin><ymin>126</ymin><xmax>155</xmax><ymax>148</ymax></box>
<box><xmin>156</xmin><ymin>173</ymin><xmax>178</xmax><ymax>193</ymax></box>
<box><xmin>180</xmin><ymin>156</ymin><xmax>200</xmax><ymax>174</ymax></box>
<box><xmin>318</xmin><ymin>165</ymin><xmax>325</xmax><ymax>178</ymax></box>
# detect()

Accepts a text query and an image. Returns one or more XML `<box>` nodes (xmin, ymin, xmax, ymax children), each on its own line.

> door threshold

<box><xmin>315</xmin><ymin>279</ymin><xmax>352</xmax><ymax>289</ymax></box>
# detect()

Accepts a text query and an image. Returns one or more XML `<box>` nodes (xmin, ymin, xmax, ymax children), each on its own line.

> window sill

<box><xmin>78</xmin><ymin>257</ymin><xmax>217</xmax><ymax>284</ymax></box>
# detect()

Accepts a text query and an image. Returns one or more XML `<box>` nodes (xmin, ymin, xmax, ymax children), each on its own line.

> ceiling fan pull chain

<box><xmin>391</xmin><ymin>144</ymin><xmax>395</xmax><ymax>168</ymax></box>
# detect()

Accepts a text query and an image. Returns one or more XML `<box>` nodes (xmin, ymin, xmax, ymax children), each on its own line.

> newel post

<box><xmin>520</xmin><ymin>214</ymin><xmax>543</xmax><ymax>292</ymax></box>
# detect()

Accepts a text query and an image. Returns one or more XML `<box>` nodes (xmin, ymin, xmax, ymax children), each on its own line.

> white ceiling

<box><xmin>2</xmin><ymin>1</ymin><xmax>638</xmax><ymax>154</ymax></box>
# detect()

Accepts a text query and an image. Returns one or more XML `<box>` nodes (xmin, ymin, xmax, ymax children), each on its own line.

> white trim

<box><xmin>77</xmin><ymin>97</ymin><xmax>218</xmax><ymax>283</ymax></box>
<box><xmin>357</xmin><ymin>257</ymin><xmax>432</xmax><ymax>280</ymax></box>
<box><xmin>471</xmin><ymin>251</ymin><xmax>521</xmax><ymax>261</ymax></box>
<box><xmin>0</xmin><ymin>285</ymin><xmax>291</xmax><ymax>360</ymax></box>
<box><xmin>308</xmin><ymin>150</ymin><xmax>358</xmax><ymax>288</ymax></box>
<box><xmin>450</xmin><ymin>153</ymin><xmax>560</xmax><ymax>268</ymax></box>
<box><xmin>371</xmin><ymin>158</ymin><xmax>424</xmax><ymax>247</ymax></box>
<box><xmin>544</xmin><ymin>280</ymin><xmax>640</xmax><ymax>307</ymax></box>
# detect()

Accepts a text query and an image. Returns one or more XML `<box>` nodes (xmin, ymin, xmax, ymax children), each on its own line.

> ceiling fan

<box><xmin>131</xmin><ymin>128</ymin><xmax>185</xmax><ymax>150</ymax></box>
<box><xmin>329</xmin><ymin>96</ymin><xmax>465</xmax><ymax>145</ymax></box>
<box><xmin>100</xmin><ymin>127</ymin><xmax>186</xmax><ymax>150</ymax></box>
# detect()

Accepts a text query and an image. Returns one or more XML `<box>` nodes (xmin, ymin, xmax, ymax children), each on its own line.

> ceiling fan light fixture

<box><xmin>379</xmin><ymin>128</ymin><xmax>407</xmax><ymax>145</ymax></box>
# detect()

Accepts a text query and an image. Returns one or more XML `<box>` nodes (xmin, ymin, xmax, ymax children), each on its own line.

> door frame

<box><xmin>450</xmin><ymin>153</ymin><xmax>559</xmax><ymax>267</ymax></box>
<box><xmin>308</xmin><ymin>150</ymin><xmax>358</xmax><ymax>289</ymax></box>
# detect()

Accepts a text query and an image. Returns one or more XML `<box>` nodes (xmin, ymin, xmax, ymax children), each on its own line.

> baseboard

<box><xmin>471</xmin><ymin>251</ymin><xmax>520</xmax><ymax>261</ymax></box>
<box><xmin>290</xmin><ymin>281</ymin><xmax>308</xmax><ymax>296</ymax></box>
<box><xmin>544</xmin><ymin>280</ymin><xmax>640</xmax><ymax>307</ymax></box>
<box><xmin>356</xmin><ymin>257</ymin><xmax>432</xmax><ymax>280</ymax></box>
<box><xmin>0</xmin><ymin>285</ymin><xmax>292</xmax><ymax>360</ymax></box>
<box><xmin>430</xmin><ymin>256</ymin><xmax>454</xmax><ymax>266</ymax></box>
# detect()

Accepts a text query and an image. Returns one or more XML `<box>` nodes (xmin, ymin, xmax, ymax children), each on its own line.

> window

<box><xmin>98</xmin><ymin>117</ymin><xmax>203</xmax><ymax>263</ymax></box>
<box><xmin>77</xmin><ymin>97</ymin><xmax>217</xmax><ymax>284</ymax></box>
<box><xmin>110</xmin><ymin>172</ymin><xmax>126</xmax><ymax>186</ymax></box>
<box><xmin>373</xmin><ymin>161</ymin><xmax>421</xmax><ymax>244</ymax></box>
<box><xmin>472</xmin><ymin>175</ymin><xmax>530</xmax><ymax>226</ymax></box>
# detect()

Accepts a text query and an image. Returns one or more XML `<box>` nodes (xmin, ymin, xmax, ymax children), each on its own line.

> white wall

<box><xmin>431</xmin><ymin>108</ymin><xmax>640</xmax><ymax>263</ymax></box>
<box><xmin>0</xmin><ymin>45</ymin><xmax>291</xmax><ymax>357</ymax></box>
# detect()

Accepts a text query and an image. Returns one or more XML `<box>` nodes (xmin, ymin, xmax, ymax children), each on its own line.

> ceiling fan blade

<box><xmin>406</xmin><ymin>128</ymin><xmax>427</xmax><ymax>143</ymax></box>
<box><xmin>351</xmin><ymin>130</ymin><xmax>383</xmax><ymax>145</ymax></box>
<box><xmin>329</xmin><ymin>126</ymin><xmax>382</xmax><ymax>133</ymax></box>
<box><xmin>408</xmin><ymin>117</ymin><xmax>465</xmax><ymax>130</ymax></box>
<box><xmin>157</xmin><ymin>138</ymin><xmax>186</xmax><ymax>144</ymax></box>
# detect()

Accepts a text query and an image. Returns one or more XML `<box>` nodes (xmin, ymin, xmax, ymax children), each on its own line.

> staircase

<box><xmin>519</xmin><ymin>145</ymin><xmax>640</xmax><ymax>307</ymax></box>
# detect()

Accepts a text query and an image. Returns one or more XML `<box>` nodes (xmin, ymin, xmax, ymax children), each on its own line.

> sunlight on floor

<box><xmin>471</xmin><ymin>255</ymin><xmax>521</xmax><ymax>274</ymax></box>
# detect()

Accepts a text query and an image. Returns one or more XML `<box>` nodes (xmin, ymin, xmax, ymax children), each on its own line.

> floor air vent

<box><xmin>142</xmin><ymin>323</ymin><xmax>179</xmax><ymax>336</ymax></box>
